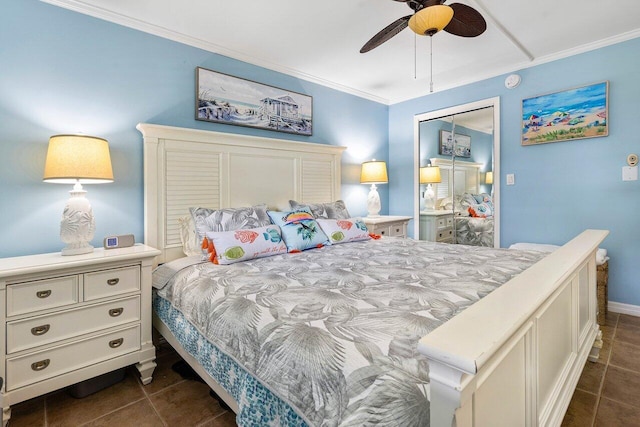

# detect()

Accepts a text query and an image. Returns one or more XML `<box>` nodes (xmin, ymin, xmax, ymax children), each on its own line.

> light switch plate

<box><xmin>506</xmin><ymin>174</ymin><xmax>515</xmax><ymax>185</ymax></box>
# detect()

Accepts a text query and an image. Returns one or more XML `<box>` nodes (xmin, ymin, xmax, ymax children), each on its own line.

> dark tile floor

<box><xmin>8</xmin><ymin>312</ymin><xmax>639</xmax><ymax>426</ymax></box>
<box><xmin>562</xmin><ymin>312</ymin><xmax>640</xmax><ymax>426</ymax></box>
<box><xmin>8</xmin><ymin>342</ymin><xmax>237</xmax><ymax>426</ymax></box>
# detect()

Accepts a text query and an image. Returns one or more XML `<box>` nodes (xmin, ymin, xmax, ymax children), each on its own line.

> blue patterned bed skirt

<box><xmin>153</xmin><ymin>293</ymin><xmax>308</xmax><ymax>427</ymax></box>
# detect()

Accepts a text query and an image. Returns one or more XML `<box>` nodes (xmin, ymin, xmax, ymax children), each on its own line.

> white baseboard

<box><xmin>608</xmin><ymin>301</ymin><xmax>640</xmax><ymax>317</ymax></box>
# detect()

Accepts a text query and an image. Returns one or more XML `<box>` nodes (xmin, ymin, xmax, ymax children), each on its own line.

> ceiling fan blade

<box><xmin>360</xmin><ymin>15</ymin><xmax>411</xmax><ymax>53</ymax></box>
<box><xmin>444</xmin><ymin>3</ymin><xmax>487</xmax><ymax>37</ymax></box>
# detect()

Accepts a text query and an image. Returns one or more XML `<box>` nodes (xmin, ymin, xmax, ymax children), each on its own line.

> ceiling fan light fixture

<box><xmin>408</xmin><ymin>5</ymin><xmax>454</xmax><ymax>36</ymax></box>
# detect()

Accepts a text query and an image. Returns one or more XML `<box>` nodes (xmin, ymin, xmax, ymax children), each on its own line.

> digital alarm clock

<box><xmin>103</xmin><ymin>234</ymin><xmax>135</xmax><ymax>249</ymax></box>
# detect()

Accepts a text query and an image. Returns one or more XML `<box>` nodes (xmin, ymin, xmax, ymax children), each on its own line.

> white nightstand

<box><xmin>362</xmin><ymin>215</ymin><xmax>412</xmax><ymax>238</ymax></box>
<box><xmin>419</xmin><ymin>210</ymin><xmax>454</xmax><ymax>243</ymax></box>
<box><xmin>0</xmin><ymin>244</ymin><xmax>160</xmax><ymax>425</ymax></box>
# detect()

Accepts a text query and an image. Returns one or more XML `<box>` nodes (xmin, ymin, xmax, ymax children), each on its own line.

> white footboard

<box><xmin>419</xmin><ymin>229</ymin><xmax>608</xmax><ymax>427</ymax></box>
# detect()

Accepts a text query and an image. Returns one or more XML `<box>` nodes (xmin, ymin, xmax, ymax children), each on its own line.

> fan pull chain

<box><xmin>414</xmin><ymin>32</ymin><xmax>417</xmax><ymax>80</ymax></box>
<box><xmin>429</xmin><ymin>35</ymin><xmax>434</xmax><ymax>93</ymax></box>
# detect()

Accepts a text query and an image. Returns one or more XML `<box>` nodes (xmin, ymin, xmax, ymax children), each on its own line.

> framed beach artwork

<box><xmin>522</xmin><ymin>81</ymin><xmax>608</xmax><ymax>146</ymax></box>
<box><xmin>196</xmin><ymin>67</ymin><xmax>313</xmax><ymax>136</ymax></box>
<box><xmin>439</xmin><ymin>130</ymin><xmax>471</xmax><ymax>158</ymax></box>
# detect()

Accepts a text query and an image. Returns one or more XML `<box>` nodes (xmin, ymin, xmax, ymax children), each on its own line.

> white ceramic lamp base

<box><xmin>60</xmin><ymin>183</ymin><xmax>95</xmax><ymax>255</ymax></box>
<box><xmin>367</xmin><ymin>184</ymin><xmax>381</xmax><ymax>217</ymax></box>
<box><xmin>424</xmin><ymin>184</ymin><xmax>436</xmax><ymax>211</ymax></box>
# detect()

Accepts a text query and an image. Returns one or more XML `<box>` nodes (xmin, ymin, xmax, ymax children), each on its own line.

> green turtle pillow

<box><xmin>316</xmin><ymin>218</ymin><xmax>371</xmax><ymax>245</ymax></box>
<box><xmin>205</xmin><ymin>225</ymin><xmax>287</xmax><ymax>265</ymax></box>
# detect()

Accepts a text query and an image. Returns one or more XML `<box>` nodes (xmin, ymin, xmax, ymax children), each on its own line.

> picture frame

<box><xmin>522</xmin><ymin>81</ymin><xmax>608</xmax><ymax>146</ymax></box>
<box><xmin>439</xmin><ymin>130</ymin><xmax>471</xmax><ymax>158</ymax></box>
<box><xmin>196</xmin><ymin>67</ymin><xmax>313</xmax><ymax>136</ymax></box>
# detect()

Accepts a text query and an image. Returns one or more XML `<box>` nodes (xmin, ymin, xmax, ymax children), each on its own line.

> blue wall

<box><xmin>2</xmin><ymin>1</ymin><xmax>639</xmax><ymax>308</ymax></box>
<box><xmin>0</xmin><ymin>0</ymin><xmax>388</xmax><ymax>258</ymax></box>
<box><xmin>389</xmin><ymin>38</ymin><xmax>640</xmax><ymax>306</ymax></box>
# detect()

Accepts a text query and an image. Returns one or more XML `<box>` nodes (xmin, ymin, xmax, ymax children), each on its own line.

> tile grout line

<box><xmin>75</xmin><ymin>397</ymin><xmax>148</xmax><ymax>427</ymax></box>
<box><xmin>592</xmin><ymin>313</ymin><xmax>619</xmax><ymax>426</ymax></box>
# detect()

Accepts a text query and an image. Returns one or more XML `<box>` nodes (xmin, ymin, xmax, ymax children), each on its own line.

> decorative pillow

<box><xmin>316</xmin><ymin>218</ymin><xmax>371</xmax><ymax>245</ymax></box>
<box><xmin>472</xmin><ymin>193</ymin><xmax>493</xmax><ymax>205</ymax></box>
<box><xmin>289</xmin><ymin>200</ymin><xmax>350</xmax><ymax>219</ymax></box>
<box><xmin>468</xmin><ymin>202</ymin><xmax>493</xmax><ymax>218</ymax></box>
<box><xmin>206</xmin><ymin>225</ymin><xmax>287</xmax><ymax>265</ymax></box>
<box><xmin>267</xmin><ymin>207</ymin><xmax>329</xmax><ymax>252</ymax></box>
<box><xmin>460</xmin><ymin>193</ymin><xmax>478</xmax><ymax>207</ymax></box>
<box><xmin>189</xmin><ymin>204</ymin><xmax>271</xmax><ymax>244</ymax></box>
<box><xmin>178</xmin><ymin>216</ymin><xmax>201</xmax><ymax>257</ymax></box>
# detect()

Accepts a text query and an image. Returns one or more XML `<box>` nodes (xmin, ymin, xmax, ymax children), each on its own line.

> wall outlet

<box><xmin>506</xmin><ymin>174</ymin><xmax>515</xmax><ymax>185</ymax></box>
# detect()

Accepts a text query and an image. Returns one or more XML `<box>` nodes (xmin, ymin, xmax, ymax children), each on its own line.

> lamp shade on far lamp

<box><xmin>360</xmin><ymin>160</ymin><xmax>388</xmax><ymax>217</ymax></box>
<box><xmin>420</xmin><ymin>164</ymin><xmax>441</xmax><ymax>211</ymax></box>
<box><xmin>485</xmin><ymin>171</ymin><xmax>493</xmax><ymax>185</ymax></box>
<box><xmin>44</xmin><ymin>135</ymin><xmax>114</xmax><ymax>255</ymax></box>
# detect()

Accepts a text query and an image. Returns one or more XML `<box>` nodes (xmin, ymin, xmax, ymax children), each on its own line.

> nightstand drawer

<box><xmin>437</xmin><ymin>228</ymin><xmax>453</xmax><ymax>242</ymax></box>
<box><xmin>84</xmin><ymin>266</ymin><xmax>140</xmax><ymax>300</ymax></box>
<box><xmin>7</xmin><ymin>276</ymin><xmax>79</xmax><ymax>317</ymax></box>
<box><xmin>6</xmin><ymin>324</ymin><xmax>141</xmax><ymax>391</ymax></box>
<box><xmin>436</xmin><ymin>216</ymin><xmax>454</xmax><ymax>229</ymax></box>
<box><xmin>7</xmin><ymin>296</ymin><xmax>141</xmax><ymax>354</ymax></box>
<box><xmin>388</xmin><ymin>223</ymin><xmax>406</xmax><ymax>237</ymax></box>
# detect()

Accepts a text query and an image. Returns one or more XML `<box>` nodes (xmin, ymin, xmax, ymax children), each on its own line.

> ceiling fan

<box><xmin>360</xmin><ymin>0</ymin><xmax>487</xmax><ymax>53</ymax></box>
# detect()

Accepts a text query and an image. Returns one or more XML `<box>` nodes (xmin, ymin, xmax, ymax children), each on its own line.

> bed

<box><xmin>139</xmin><ymin>123</ymin><xmax>608</xmax><ymax>426</ymax></box>
<box><xmin>454</xmin><ymin>193</ymin><xmax>494</xmax><ymax>247</ymax></box>
<box><xmin>429</xmin><ymin>158</ymin><xmax>495</xmax><ymax>247</ymax></box>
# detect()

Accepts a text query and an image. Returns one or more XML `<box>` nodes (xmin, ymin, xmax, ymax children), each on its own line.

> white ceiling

<box><xmin>45</xmin><ymin>0</ymin><xmax>640</xmax><ymax>105</ymax></box>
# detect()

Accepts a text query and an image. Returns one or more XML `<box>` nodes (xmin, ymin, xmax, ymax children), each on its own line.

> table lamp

<box><xmin>360</xmin><ymin>159</ymin><xmax>388</xmax><ymax>217</ymax></box>
<box><xmin>43</xmin><ymin>135</ymin><xmax>114</xmax><ymax>255</ymax></box>
<box><xmin>420</xmin><ymin>164</ymin><xmax>441</xmax><ymax>211</ymax></box>
<box><xmin>485</xmin><ymin>171</ymin><xmax>493</xmax><ymax>185</ymax></box>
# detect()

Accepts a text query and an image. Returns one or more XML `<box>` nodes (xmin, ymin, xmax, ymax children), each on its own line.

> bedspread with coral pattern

<box><xmin>155</xmin><ymin>237</ymin><xmax>544</xmax><ymax>426</ymax></box>
<box><xmin>455</xmin><ymin>216</ymin><xmax>494</xmax><ymax>247</ymax></box>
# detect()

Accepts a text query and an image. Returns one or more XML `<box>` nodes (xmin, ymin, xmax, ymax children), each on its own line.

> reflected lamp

<box><xmin>360</xmin><ymin>160</ymin><xmax>388</xmax><ymax>217</ymax></box>
<box><xmin>420</xmin><ymin>164</ymin><xmax>441</xmax><ymax>211</ymax></box>
<box><xmin>43</xmin><ymin>135</ymin><xmax>114</xmax><ymax>255</ymax></box>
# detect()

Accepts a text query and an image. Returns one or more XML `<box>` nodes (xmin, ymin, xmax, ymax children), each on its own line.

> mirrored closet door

<box><xmin>413</xmin><ymin>98</ymin><xmax>500</xmax><ymax>247</ymax></box>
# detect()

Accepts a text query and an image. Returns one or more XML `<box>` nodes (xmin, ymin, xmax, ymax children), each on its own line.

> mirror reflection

<box><xmin>418</xmin><ymin>107</ymin><xmax>495</xmax><ymax>246</ymax></box>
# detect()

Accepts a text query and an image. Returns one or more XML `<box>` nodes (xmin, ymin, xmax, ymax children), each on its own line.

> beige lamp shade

<box><xmin>43</xmin><ymin>135</ymin><xmax>114</xmax><ymax>184</ymax></box>
<box><xmin>360</xmin><ymin>160</ymin><xmax>388</xmax><ymax>184</ymax></box>
<box><xmin>485</xmin><ymin>171</ymin><xmax>494</xmax><ymax>185</ymax></box>
<box><xmin>408</xmin><ymin>5</ymin><xmax>454</xmax><ymax>36</ymax></box>
<box><xmin>420</xmin><ymin>165</ymin><xmax>442</xmax><ymax>184</ymax></box>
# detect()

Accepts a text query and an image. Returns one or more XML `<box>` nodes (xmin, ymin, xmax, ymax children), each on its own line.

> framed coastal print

<box><xmin>196</xmin><ymin>67</ymin><xmax>313</xmax><ymax>136</ymax></box>
<box><xmin>439</xmin><ymin>130</ymin><xmax>471</xmax><ymax>158</ymax></box>
<box><xmin>522</xmin><ymin>81</ymin><xmax>608</xmax><ymax>146</ymax></box>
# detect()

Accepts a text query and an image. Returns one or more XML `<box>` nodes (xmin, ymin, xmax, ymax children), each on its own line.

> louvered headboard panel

<box><xmin>138</xmin><ymin>123</ymin><xmax>346</xmax><ymax>263</ymax></box>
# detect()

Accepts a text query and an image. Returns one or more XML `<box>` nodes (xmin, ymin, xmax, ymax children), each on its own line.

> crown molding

<box><xmin>42</xmin><ymin>1</ymin><xmax>640</xmax><ymax>107</ymax></box>
<box><xmin>41</xmin><ymin>0</ymin><xmax>390</xmax><ymax>105</ymax></box>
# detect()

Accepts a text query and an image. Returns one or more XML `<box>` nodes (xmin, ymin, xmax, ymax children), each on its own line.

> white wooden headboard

<box><xmin>138</xmin><ymin>123</ymin><xmax>346</xmax><ymax>263</ymax></box>
<box><xmin>430</xmin><ymin>158</ymin><xmax>482</xmax><ymax>202</ymax></box>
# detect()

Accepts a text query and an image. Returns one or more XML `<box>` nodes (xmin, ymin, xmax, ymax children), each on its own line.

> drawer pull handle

<box><xmin>109</xmin><ymin>308</ymin><xmax>123</xmax><ymax>317</ymax></box>
<box><xmin>31</xmin><ymin>324</ymin><xmax>50</xmax><ymax>336</ymax></box>
<box><xmin>109</xmin><ymin>338</ymin><xmax>124</xmax><ymax>348</ymax></box>
<box><xmin>36</xmin><ymin>290</ymin><xmax>51</xmax><ymax>299</ymax></box>
<box><xmin>107</xmin><ymin>278</ymin><xmax>120</xmax><ymax>286</ymax></box>
<box><xmin>31</xmin><ymin>359</ymin><xmax>50</xmax><ymax>371</ymax></box>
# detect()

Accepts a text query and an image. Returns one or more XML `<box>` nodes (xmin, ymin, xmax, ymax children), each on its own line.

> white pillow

<box><xmin>316</xmin><ymin>218</ymin><xmax>371</xmax><ymax>245</ymax></box>
<box><xmin>178</xmin><ymin>216</ymin><xmax>201</xmax><ymax>257</ymax></box>
<box><xmin>206</xmin><ymin>225</ymin><xmax>287</xmax><ymax>265</ymax></box>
